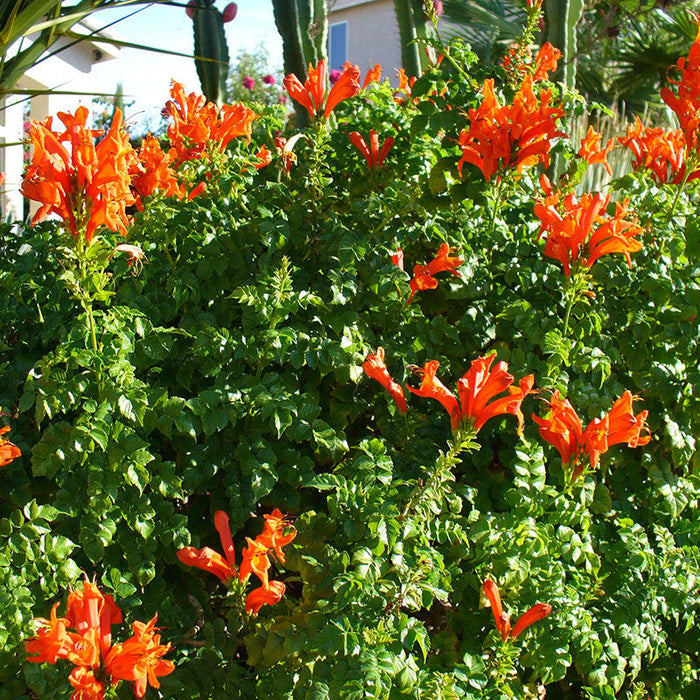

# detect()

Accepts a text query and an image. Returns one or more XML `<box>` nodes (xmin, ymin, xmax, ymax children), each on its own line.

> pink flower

<box><xmin>432</xmin><ymin>0</ymin><xmax>444</xmax><ymax>17</ymax></box>
<box><xmin>222</xmin><ymin>2</ymin><xmax>237</xmax><ymax>22</ymax></box>
<box><xmin>263</xmin><ymin>74</ymin><xmax>276</xmax><ymax>85</ymax></box>
<box><xmin>329</xmin><ymin>69</ymin><xmax>343</xmax><ymax>84</ymax></box>
<box><xmin>243</xmin><ymin>76</ymin><xmax>255</xmax><ymax>90</ymax></box>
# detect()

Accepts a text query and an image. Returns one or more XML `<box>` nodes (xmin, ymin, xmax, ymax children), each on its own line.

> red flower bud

<box><xmin>185</xmin><ymin>0</ymin><xmax>197</xmax><ymax>19</ymax></box>
<box><xmin>222</xmin><ymin>2</ymin><xmax>237</xmax><ymax>22</ymax></box>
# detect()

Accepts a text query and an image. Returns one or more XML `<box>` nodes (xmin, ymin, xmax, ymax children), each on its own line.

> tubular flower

<box><xmin>21</xmin><ymin>106</ymin><xmax>135</xmax><ymax>242</ymax></box>
<box><xmin>457</xmin><ymin>354</ymin><xmax>535</xmax><ymax>435</ymax></box>
<box><xmin>533</xmin><ymin>390</ymin><xmax>651</xmax><ymax>478</ymax></box>
<box><xmin>532</xmin><ymin>42</ymin><xmax>562</xmax><ymax>82</ymax></box>
<box><xmin>164</xmin><ymin>81</ymin><xmax>256</xmax><ymax>164</ymax></box>
<box><xmin>25</xmin><ymin>580</ymin><xmax>172</xmax><ymax>700</ymax></box>
<box><xmin>68</xmin><ymin>667</ymin><xmax>105</xmax><ymax>700</ymax></box>
<box><xmin>176</xmin><ymin>546</ymin><xmax>236</xmax><ymax>583</ymax></box>
<box><xmin>129</xmin><ymin>134</ymin><xmax>184</xmax><ymax>208</ymax></box>
<box><xmin>274</xmin><ymin>135</ymin><xmax>304</xmax><ymax>173</ymax></box>
<box><xmin>245</xmin><ymin>580</ymin><xmax>286</xmax><ymax>615</ymax></box>
<box><xmin>284</xmin><ymin>59</ymin><xmax>361</xmax><ymax>120</ymax></box>
<box><xmin>408</xmin><ymin>243</ymin><xmax>464</xmax><ymax>303</ymax></box>
<box><xmin>349</xmin><ymin>130</ymin><xmax>395</xmax><ymax>169</ymax></box>
<box><xmin>177</xmin><ymin>508</ymin><xmax>239</xmax><ymax>584</ymax></box>
<box><xmin>178</xmin><ymin>509</ymin><xmax>295</xmax><ymax>615</ymax></box>
<box><xmin>393</xmin><ymin>68</ymin><xmax>417</xmax><ymax>104</ymax></box>
<box><xmin>501</xmin><ymin>41</ymin><xmax>561</xmax><ymax>84</ymax></box>
<box><xmin>534</xmin><ymin>187</ymin><xmax>643</xmax><ymax>276</ymax></box>
<box><xmin>254</xmin><ymin>144</ymin><xmax>273</xmax><ymax>169</ymax></box>
<box><xmin>618</xmin><ymin>117</ymin><xmax>694</xmax><ymax>185</ymax></box>
<box><xmin>660</xmin><ymin>19</ymin><xmax>700</xmax><ymax>148</ymax></box>
<box><xmin>0</xmin><ymin>425</ymin><xmax>21</xmax><ymax>467</ymax></box>
<box><xmin>105</xmin><ymin>616</ymin><xmax>175</xmax><ymax>698</ymax></box>
<box><xmin>458</xmin><ymin>76</ymin><xmax>565</xmax><ymax>181</ymax></box>
<box><xmin>407</xmin><ymin>360</ymin><xmax>461</xmax><ymax>429</ymax></box>
<box><xmin>483</xmin><ymin>579</ymin><xmax>552</xmax><ymax>641</ymax></box>
<box><xmin>407</xmin><ymin>354</ymin><xmax>532</xmax><ymax>434</ymax></box>
<box><xmin>363</xmin><ymin>63</ymin><xmax>382</xmax><ymax>88</ymax></box>
<box><xmin>258</xmin><ymin>509</ymin><xmax>297</xmax><ymax>563</ymax></box>
<box><xmin>578</xmin><ymin>126</ymin><xmax>615</xmax><ymax>176</ymax></box>
<box><xmin>362</xmin><ymin>347</ymin><xmax>408</xmax><ymax>414</ymax></box>
<box><xmin>26</xmin><ymin>603</ymin><xmax>75</xmax><ymax>664</ymax></box>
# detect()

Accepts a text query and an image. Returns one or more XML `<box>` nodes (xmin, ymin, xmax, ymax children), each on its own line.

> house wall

<box><xmin>329</xmin><ymin>0</ymin><xmax>403</xmax><ymax>81</ymax></box>
<box><xmin>0</xmin><ymin>22</ymin><xmax>120</xmax><ymax>220</ymax></box>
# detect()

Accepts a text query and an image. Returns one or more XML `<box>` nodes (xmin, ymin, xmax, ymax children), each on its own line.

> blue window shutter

<box><xmin>328</xmin><ymin>22</ymin><xmax>348</xmax><ymax>70</ymax></box>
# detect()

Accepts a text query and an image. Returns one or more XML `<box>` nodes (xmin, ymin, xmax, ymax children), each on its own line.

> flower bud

<box><xmin>222</xmin><ymin>2</ymin><xmax>237</xmax><ymax>22</ymax></box>
<box><xmin>185</xmin><ymin>0</ymin><xmax>197</xmax><ymax>19</ymax></box>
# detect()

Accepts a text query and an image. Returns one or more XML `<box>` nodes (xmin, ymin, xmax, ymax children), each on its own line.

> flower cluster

<box><xmin>618</xmin><ymin>116</ymin><xmax>692</xmax><ymax>185</ymax></box>
<box><xmin>660</xmin><ymin>21</ymin><xmax>700</xmax><ymax>149</ymax></box>
<box><xmin>21</xmin><ymin>107</ymin><xmax>135</xmax><ymax>242</ymax></box>
<box><xmin>534</xmin><ymin>390</ymin><xmax>651</xmax><ymax>479</ymax></box>
<box><xmin>407</xmin><ymin>353</ymin><xmax>534</xmax><ymax>434</ymax></box>
<box><xmin>164</xmin><ymin>81</ymin><xmax>256</xmax><ymax>165</ymax></box>
<box><xmin>534</xmin><ymin>176</ymin><xmax>643</xmax><ymax>277</ymax></box>
<box><xmin>177</xmin><ymin>509</ymin><xmax>295</xmax><ymax>615</ymax></box>
<box><xmin>483</xmin><ymin>579</ymin><xmax>551</xmax><ymax>641</ymax></box>
<box><xmin>26</xmin><ymin>579</ymin><xmax>173</xmax><ymax>699</ymax></box>
<box><xmin>284</xmin><ymin>59</ymin><xmax>361</xmax><ymax>121</ymax></box>
<box><xmin>457</xmin><ymin>75</ymin><xmax>565</xmax><ymax>180</ymax></box>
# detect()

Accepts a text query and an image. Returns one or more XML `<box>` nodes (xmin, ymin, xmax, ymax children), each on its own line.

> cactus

<box><xmin>271</xmin><ymin>0</ymin><xmax>328</xmax><ymax>79</ymax></box>
<box><xmin>393</xmin><ymin>0</ymin><xmax>437</xmax><ymax>78</ymax></box>
<box><xmin>191</xmin><ymin>0</ymin><xmax>230</xmax><ymax>106</ymax></box>
<box><xmin>271</xmin><ymin>0</ymin><xmax>328</xmax><ymax>124</ymax></box>
<box><xmin>543</xmin><ymin>0</ymin><xmax>585</xmax><ymax>91</ymax></box>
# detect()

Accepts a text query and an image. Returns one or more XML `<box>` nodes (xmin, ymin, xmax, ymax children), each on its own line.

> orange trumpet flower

<box><xmin>22</xmin><ymin>107</ymin><xmax>135</xmax><ymax>242</ymax></box>
<box><xmin>533</xmin><ymin>390</ymin><xmax>651</xmax><ymax>479</ymax></box>
<box><xmin>349</xmin><ymin>130</ymin><xmax>395</xmax><ymax>169</ymax></box>
<box><xmin>0</xmin><ymin>425</ymin><xmax>21</xmax><ymax>467</ymax></box>
<box><xmin>284</xmin><ymin>59</ymin><xmax>361</xmax><ymax>120</ymax></box>
<box><xmin>458</xmin><ymin>76</ymin><xmax>565</xmax><ymax>181</ymax></box>
<box><xmin>534</xmin><ymin>186</ymin><xmax>643</xmax><ymax>277</ymax></box>
<box><xmin>578</xmin><ymin>126</ymin><xmax>615</xmax><ymax>176</ymax></box>
<box><xmin>407</xmin><ymin>354</ymin><xmax>533</xmax><ymax>435</ymax></box>
<box><xmin>483</xmin><ymin>579</ymin><xmax>552</xmax><ymax>641</ymax></box>
<box><xmin>407</xmin><ymin>243</ymin><xmax>463</xmax><ymax>303</ymax></box>
<box><xmin>178</xmin><ymin>508</ymin><xmax>295</xmax><ymax>615</ymax></box>
<box><xmin>363</xmin><ymin>347</ymin><xmax>408</xmax><ymax>413</ymax></box>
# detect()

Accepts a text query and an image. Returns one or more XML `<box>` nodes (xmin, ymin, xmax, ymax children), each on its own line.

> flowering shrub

<box><xmin>1</xmin><ymin>4</ymin><xmax>699</xmax><ymax>697</ymax></box>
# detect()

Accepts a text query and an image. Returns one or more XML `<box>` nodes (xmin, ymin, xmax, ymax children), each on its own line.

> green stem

<box><xmin>562</xmin><ymin>284</ymin><xmax>576</xmax><ymax>338</ymax></box>
<box><xmin>86</xmin><ymin>302</ymin><xmax>98</xmax><ymax>354</ymax></box>
<box><xmin>487</xmin><ymin>178</ymin><xmax>506</xmax><ymax>240</ymax></box>
<box><xmin>666</xmin><ymin>166</ymin><xmax>692</xmax><ymax>224</ymax></box>
<box><xmin>400</xmin><ymin>428</ymin><xmax>477</xmax><ymax>520</ymax></box>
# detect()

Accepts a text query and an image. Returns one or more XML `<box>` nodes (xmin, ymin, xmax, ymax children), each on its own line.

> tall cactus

<box><xmin>272</xmin><ymin>0</ymin><xmax>328</xmax><ymax>80</ymax></box>
<box><xmin>271</xmin><ymin>0</ymin><xmax>328</xmax><ymax>124</ymax></box>
<box><xmin>543</xmin><ymin>0</ymin><xmax>585</xmax><ymax>91</ymax></box>
<box><xmin>393</xmin><ymin>0</ymin><xmax>437</xmax><ymax>78</ymax></box>
<box><xmin>191</xmin><ymin>0</ymin><xmax>230</xmax><ymax>106</ymax></box>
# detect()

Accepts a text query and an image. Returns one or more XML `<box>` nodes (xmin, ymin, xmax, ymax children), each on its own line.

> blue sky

<box><xmin>87</xmin><ymin>1</ymin><xmax>282</xmax><ymax>128</ymax></box>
